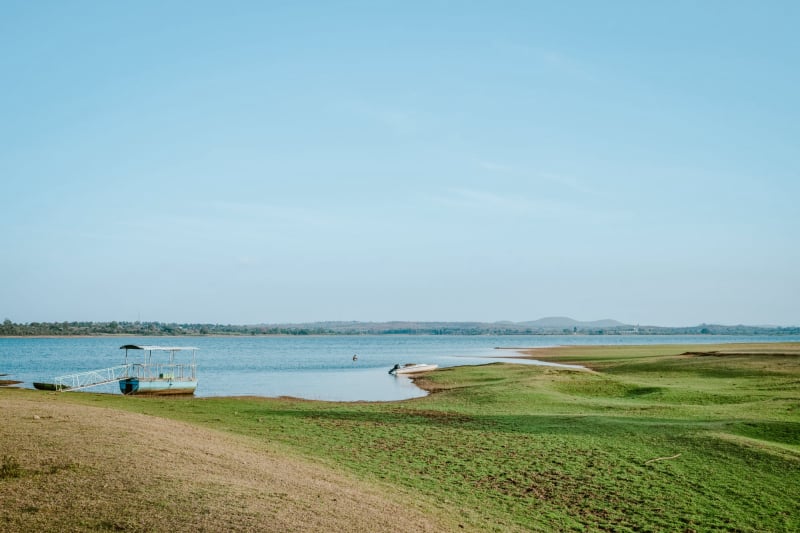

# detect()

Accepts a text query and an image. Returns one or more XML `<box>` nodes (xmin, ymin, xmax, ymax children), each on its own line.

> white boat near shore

<box><xmin>388</xmin><ymin>363</ymin><xmax>439</xmax><ymax>375</ymax></box>
<box><xmin>119</xmin><ymin>345</ymin><xmax>198</xmax><ymax>395</ymax></box>
<box><xmin>43</xmin><ymin>345</ymin><xmax>199</xmax><ymax>395</ymax></box>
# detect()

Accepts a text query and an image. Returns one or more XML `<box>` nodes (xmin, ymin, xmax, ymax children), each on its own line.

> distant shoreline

<box><xmin>2</xmin><ymin>318</ymin><xmax>798</xmax><ymax>338</ymax></box>
<box><xmin>2</xmin><ymin>332</ymin><xmax>799</xmax><ymax>340</ymax></box>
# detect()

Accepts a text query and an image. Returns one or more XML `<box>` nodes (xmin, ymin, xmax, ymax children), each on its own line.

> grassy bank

<box><xmin>3</xmin><ymin>343</ymin><xmax>799</xmax><ymax>531</ymax></box>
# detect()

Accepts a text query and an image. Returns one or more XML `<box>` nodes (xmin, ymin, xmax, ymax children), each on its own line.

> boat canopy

<box><xmin>119</xmin><ymin>345</ymin><xmax>199</xmax><ymax>351</ymax></box>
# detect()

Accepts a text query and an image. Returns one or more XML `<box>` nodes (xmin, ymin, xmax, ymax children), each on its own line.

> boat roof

<box><xmin>119</xmin><ymin>345</ymin><xmax>199</xmax><ymax>351</ymax></box>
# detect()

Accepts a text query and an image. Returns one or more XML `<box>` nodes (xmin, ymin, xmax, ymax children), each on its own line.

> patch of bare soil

<box><xmin>0</xmin><ymin>393</ymin><xmax>444</xmax><ymax>532</ymax></box>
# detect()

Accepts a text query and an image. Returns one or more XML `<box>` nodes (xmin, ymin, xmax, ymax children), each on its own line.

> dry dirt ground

<box><xmin>0</xmin><ymin>392</ymin><xmax>445</xmax><ymax>532</ymax></box>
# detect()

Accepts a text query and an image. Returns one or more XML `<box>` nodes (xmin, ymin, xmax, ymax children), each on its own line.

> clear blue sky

<box><xmin>2</xmin><ymin>1</ymin><xmax>798</xmax><ymax>326</ymax></box>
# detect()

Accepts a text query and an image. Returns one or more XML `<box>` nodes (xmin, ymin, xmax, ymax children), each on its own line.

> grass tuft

<box><xmin>0</xmin><ymin>455</ymin><xmax>22</xmax><ymax>479</ymax></box>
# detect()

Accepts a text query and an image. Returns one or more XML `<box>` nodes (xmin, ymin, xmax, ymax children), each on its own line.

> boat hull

<box><xmin>392</xmin><ymin>364</ymin><xmax>438</xmax><ymax>375</ymax></box>
<box><xmin>33</xmin><ymin>382</ymin><xmax>70</xmax><ymax>391</ymax></box>
<box><xmin>119</xmin><ymin>378</ymin><xmax>197</xmax><ymax>396</ymax></box>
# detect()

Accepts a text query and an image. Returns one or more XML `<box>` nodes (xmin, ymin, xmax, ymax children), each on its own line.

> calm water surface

<box><xmin>1</xmin><ymin>335</ymin><xmax>797</xmax><ymax>401</ymax></box>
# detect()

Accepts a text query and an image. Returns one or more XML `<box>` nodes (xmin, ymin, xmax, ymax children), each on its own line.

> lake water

<box><xmin>1</xmin><ymin>335</ymin><xmax>798</xmax><ymax>401</ymax></box>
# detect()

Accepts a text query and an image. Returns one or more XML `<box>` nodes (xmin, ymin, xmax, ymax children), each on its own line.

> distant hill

<box><xmin>520</xmin><ymin>317</ymin><xmax>628</xmax><ymax>329</ymax></box>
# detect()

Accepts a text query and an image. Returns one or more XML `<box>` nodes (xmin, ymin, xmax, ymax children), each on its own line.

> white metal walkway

<box><xmin>53</xmin><ymin>365</ymin><xmax>133</xmax><ymax>391</ymax></box>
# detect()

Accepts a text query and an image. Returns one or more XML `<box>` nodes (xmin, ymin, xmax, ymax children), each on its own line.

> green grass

<box><xmin>63</xmin><ymin>344</ymin><xmax>800</xmax><ymax>531</ymax></box>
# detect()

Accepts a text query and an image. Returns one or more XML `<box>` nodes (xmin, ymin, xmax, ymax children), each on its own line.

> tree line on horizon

<box><xmin>1</xmin><ymin>319</ymin><xmax>797</xmax><ymax>337</ymax></box>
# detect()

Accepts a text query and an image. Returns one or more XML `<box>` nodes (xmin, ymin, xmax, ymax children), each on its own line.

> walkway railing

<box><xmin>53</xmin><ymin>365</ymin><xmax>133</xmax><ymax>391</ymax></box>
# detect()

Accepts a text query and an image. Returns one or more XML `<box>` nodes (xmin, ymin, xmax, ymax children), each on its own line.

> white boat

<box><xmin>118</xmin><ymin>345</ymin><xmax>198</xmax><ymax>395</ymax></box>
<box><xmin>388</xmin><ymin>363</ymin><xmax>439</xmax><ymax>375</ymax></box>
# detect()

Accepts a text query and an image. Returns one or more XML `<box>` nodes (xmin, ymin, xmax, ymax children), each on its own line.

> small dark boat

<box><xmin>33</xmin><ymin>382</ymin><xmax>70</xmax><ymax>391</ymax></box>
